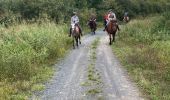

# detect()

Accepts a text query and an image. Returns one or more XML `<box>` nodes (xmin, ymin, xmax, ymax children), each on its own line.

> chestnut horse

<box><xmin>106</xmin><ymin>20</ymin><xmax>119</xmax><ymax>45</ymax></box>
<box><xmin>72</xmin><ymin>24</ymin><xmax>81</xmax><ymax>49</ymax></box>
<box><xmin>88</xmin><ymin>20</ymin><xmax>97</xmax><ymax>35</ymax></box>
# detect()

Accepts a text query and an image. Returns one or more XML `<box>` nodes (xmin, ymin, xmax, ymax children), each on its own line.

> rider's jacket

<box><xmin>104</xmin><ymin>14</ymin><xmax>108</xmax><ymax>20</ymax></box>
<box><xmin>124</xmin><ymin>12</ymin><xmax>128</xmax><ymax>17</ymax></box>
<box><xmin>71</xmin><ymin>15</ymin><xmax>79</xmax><ymax>29</ymax></box>
<box><xmin>108</xmin><ymin>12</ymin><xmax>116</xmax><ymax>21</ymax></box>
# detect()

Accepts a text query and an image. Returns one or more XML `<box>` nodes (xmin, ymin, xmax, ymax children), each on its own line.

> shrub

<box><xmin>0</xmin><ymin>22</ymin><xmax>72</xmax><ymax>81</ymax></box>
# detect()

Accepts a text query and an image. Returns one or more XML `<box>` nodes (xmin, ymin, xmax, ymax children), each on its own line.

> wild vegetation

<box><xmin>113</xmin><ymin>12</ymin><xmax>170</xmax><ymax>100</ymax></box>
<box><xmin>0</xmin><ymin>22</ymin><xmax>72</xmax><ymax>99</ymax></box>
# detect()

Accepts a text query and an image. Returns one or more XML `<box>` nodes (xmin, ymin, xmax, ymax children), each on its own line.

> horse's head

<box><xmin>110</xmin><ymin>20</ymin><xmax>117</xmax><ymax>23</ymax></box>
<box><xmin>89</xmin><ymin>20</ymin><xmax>96</xmax><ymax>28</ymax></box>
<box><xmin>75</xmin><ymin>23</ymin><xmax>78</xmax><ymax>26</ymax></box>
<box><xmin>73</xmin><ymin>24</ymin><xmax>80</xmax><ymax>34</ymax></box>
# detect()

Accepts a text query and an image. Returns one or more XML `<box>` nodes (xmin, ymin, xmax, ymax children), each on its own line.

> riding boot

<box><xmin>103</xmin><ymin>25</ymin><xmax>107</xmax><ymax>31</ymax></box>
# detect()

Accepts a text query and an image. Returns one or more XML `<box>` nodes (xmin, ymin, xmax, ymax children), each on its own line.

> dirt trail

<box><xmin>31</xmin><ymin>31</ymin><xmax>144</xmax><ymax>100</ymax></box>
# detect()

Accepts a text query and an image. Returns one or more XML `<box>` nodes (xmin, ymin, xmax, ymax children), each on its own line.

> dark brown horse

<box><xmin>106</xmin><ymin>20</ymin><xmax>119</xmax><ymax>45</ymax></box>
<box><xmin>88</xmin><ymin>20</ymin><xmax>97</xmax><ymax>35</ymax></box>
<box><xmin>72</xmin><ymin>24</ymin><xmax>81</xmax><ymax>49</ymax></box>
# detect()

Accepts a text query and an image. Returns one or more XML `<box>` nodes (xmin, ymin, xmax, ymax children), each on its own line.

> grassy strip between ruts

<box><xmin>81</xmin><ymin>38</ymin><xmax>103</xmax><ymax>96</ymax></box>
<box><xmin>112</xmin><ymin>14</ymin><xmax>170</xmax><ymax>100</ymax></box>
<box><xmin>0</xmin><ymin>22</ymin><xmax>72</xmax><ymax>100</ymax></box>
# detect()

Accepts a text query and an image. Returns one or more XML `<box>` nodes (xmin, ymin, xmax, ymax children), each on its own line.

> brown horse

<box><xmin>106</xmin><ymin>20</ymin><xmax>119</xmax><ymax>45</ymax></box>
<box><xmin>72</xmin><ymin>24</ymin><xmax>81</xmax><ymax>49</ymax></box>
<box><xmin>88</xmin><ymin>20</ymin><xmax>97</xmax><ymax>35</ymax></box>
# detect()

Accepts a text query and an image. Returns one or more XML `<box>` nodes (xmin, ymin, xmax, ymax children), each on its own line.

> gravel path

<box><xmin>31</xmin><ymin>30</ymin><xmax>144</xmax><ymax>100</ymax></box>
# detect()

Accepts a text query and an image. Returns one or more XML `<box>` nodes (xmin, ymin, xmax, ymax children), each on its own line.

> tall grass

<box><xmin>113</xmin><ymin>12</ymin><xmax>170</xmax><ymax>100</ymax></box>
<box><xmin>0</xmin><ymin>22</ymin><xmax>72</xmax><ymax>99</ymax></box>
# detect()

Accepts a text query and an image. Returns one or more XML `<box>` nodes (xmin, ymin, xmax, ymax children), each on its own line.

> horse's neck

<box><xmin>107</xmin><ymin>21</ymin><xmax>117</xmax><ymax>32</ymax></box>
<box><xmin>89</xmin><ymin>21</ymin><xmax>94</xmax><ymax>26</ymax></box>
<box><xmin>74</xmin><ymin>26</ymin><xmax>79</xmax><ymax>33</ymax></box>
<box><xmin>109</xmin><ymin>22</ymin><xmax>114</xmax><ymax>27</ymax></box>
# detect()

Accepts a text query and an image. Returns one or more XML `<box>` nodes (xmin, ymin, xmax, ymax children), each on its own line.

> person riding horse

<box><xmin>88</xmin><ymin>15</ymin><xmax>97</xmax><ymax>34</ymax></box>
<box><xmin>103</xmin><ymin>9</ymin><xmax>119</xmax><ymax>31</ymax></box>
<box><xmin>69</xmin><ymin>12</ymin><xmax>82</xmax><ymax>37</ymax></box>
<box><xmin>123</xmin><ymin>11</ymin><xmax>129</xmax><ymax>22</ymax></box>
<box><xmin>103</xmin><ymin>13</ymin><xmax>108</xmax><ymax>27</ymax></box>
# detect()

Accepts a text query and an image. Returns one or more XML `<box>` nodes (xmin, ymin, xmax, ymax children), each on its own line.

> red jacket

<box><xmin>104</xmin><ymin>15</ymin><xmax>108</xmax><ymax>20</ymax></box>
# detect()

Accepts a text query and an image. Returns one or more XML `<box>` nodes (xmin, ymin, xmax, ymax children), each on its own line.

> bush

<box><xmin>0</xmin><ymin>22</ymin><xmax>71</xmax><ymax>81</ymax></box>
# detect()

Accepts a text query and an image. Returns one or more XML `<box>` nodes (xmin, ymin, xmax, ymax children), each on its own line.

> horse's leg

<box><xmin>109</xmin><ymin>33</ymin><xmax>112</xmax><ymax>45</ymax></box>
<box><xmin>112</xmin><ymin>33</ymin><xmax>115</xmax><ymax>43</ymax></box>
<box><xmin>73</xmin><ymin>37</ymin><xmax>75</xmax><ymax>49</ymax></box>
<box><xmin>93</xmin><ymin>28</ymin><xmax>95</xmax><ymax>35</ymax></box>
<box><xmin>79</xmin><ymin>35</ymin><xmax>81</xmax><ymax>44</ymax></box>
<box><xmin>76</xmin><ymin>37</ymin><xmax>78</xmax><ymax>47</ymax></box>
<box><xmin>112</xmin><ymin>33</ymin><xmax>116</xmax><ymax>42</ymax></box>
<box><xmin>91</xmin><ymin>28</ymin><xmax>93</xmax><ymax>35</ymax></box>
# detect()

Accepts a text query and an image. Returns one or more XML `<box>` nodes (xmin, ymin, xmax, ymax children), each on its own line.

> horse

<box><xmin>88</xmin><ymin>20</ymin><xmax>97</xmax><ymax>35</ymax></box>
<box><xmin>71</xmin><ymin>23</ymin><xmax>81</xmax><ymax>49</ymax></box>
<box><xmin>123</xmin><ymin>16</ymin><xmax>129</xmax><ymax>23</ymax></box>
<box><xmin>106</xmin><ymin>20</ymin><xmax>119</xmax><ymax>45</ymax></box>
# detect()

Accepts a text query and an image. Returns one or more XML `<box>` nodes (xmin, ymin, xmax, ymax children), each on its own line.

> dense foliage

<box><xmin>0</xmin><ymin>0</ymin><xmax>170</xmax><ymax>25</ymax></box>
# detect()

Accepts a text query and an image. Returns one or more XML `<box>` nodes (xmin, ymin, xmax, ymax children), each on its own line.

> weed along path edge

<box><xmin>31</xmin><ymin>30</ymin><xmax>144</xmax><ymax>100</ymax></box>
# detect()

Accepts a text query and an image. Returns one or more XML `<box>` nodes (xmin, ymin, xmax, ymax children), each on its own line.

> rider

<box><xmin>88</xmin><ymin>15</ymin><xmax>96</xmax><ymax>24</ymax></box>
<box><xmin>103</xmin><ymin>13</ymin><xmax>108</xmax><ymax>27</ymax></box>
<box><xmin>103</xmin><ymin>9</ymin><xmax>119</xmax><ymax>31</ymax></box>
<box><xmin>123</xmin><ymin>11</ymin><xmax>129</xmax><ymax>21</ymax></box>
<box><xmin>88</xmin><ymin>15</ymin><xmax>97</xmax><ymax>30</ymax></box>
<box><xmin>69</xmin><ymin>11</ymin><xmax>82</xmax><ymax>37</ymax></box>
<box><xmin>124</xmin><ymin>12</ymin><xmax>128</xmax><ymax>17</ymax></box>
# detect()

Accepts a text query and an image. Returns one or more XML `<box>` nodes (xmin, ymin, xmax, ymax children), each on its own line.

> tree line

<box><xmin>0</xmin><ymin>0</ymin><xmax>170</xmax><ymax>26</ymax></box>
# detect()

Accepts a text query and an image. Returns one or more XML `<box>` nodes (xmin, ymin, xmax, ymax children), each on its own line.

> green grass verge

<box><xmin>0</xmin><ymin>22</ymin><xmax>72</xmax><ymax>99</ymax></box>
<box><xmin>112</xmin><ymin>13</ymin><xmax>170</xmax><ymax>100</ymax></box>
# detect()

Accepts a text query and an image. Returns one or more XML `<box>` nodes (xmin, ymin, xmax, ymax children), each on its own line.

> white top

<box><xmin>108</xmin><ymin>12</ymin><xmax>116</xmax><ymax>21</ymax></box>
<box><xmin>71</xmin><ymin>15</ymin><xmax>79</xmax><ymax>28</ymax></box>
